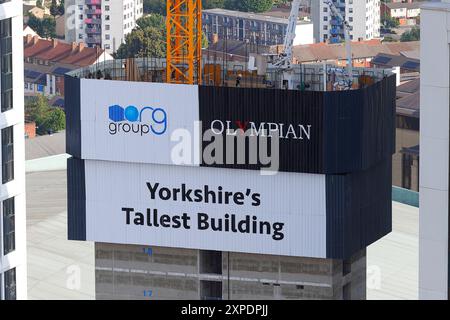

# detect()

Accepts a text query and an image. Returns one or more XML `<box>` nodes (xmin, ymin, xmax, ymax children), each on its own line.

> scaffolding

<box><xmin>166</xmin><ymin>0</ymin><xmax>202</xmax><ymax>84</ymax></box>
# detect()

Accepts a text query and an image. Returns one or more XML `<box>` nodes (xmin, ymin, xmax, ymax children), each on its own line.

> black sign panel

<box><xmin>199</xmin><ymin>86</ymin><xmax>324</xmax><ymax>173</ymax></box>
<box><xmin>199</xmin><ymin>75</ymin><xmax>396</xmax><ymax>175</ymax></box>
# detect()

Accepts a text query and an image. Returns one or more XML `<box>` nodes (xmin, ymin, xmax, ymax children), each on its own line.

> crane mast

<box><xmin>166</xmin><ymin>0</ymin><xmax>203</xmax><ymax>85</ymax></box>
<box><xmin>323</xmin><ymin>0</ymin><xmax>353</xmax><ymax>88</ymax></box>
<box><xmin>272</xmin><ymin>0</ymin><xmax>302</xmax><ymax>70</ymax></box>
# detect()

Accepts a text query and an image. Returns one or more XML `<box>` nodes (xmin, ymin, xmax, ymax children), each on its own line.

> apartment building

<box><xmin>0</xmin><ymin>0</ymin><xmax>27</xmax><ymax>300</ymax></box>
<box><xmin>202</xmin><ymin>8</ymin><xmax>314</xmax><ymax>46</ymax></box>
<box><xmin>311</xmin><ymin>0</ymin><xmax>381</xmax><ymax>43</ymax></box>
<box><xmin>65</xmin><ymin>0</ymin><xmax>144</xmax><ymax>52</ymax></box>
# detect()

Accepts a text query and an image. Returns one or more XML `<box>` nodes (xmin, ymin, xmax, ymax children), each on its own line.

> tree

<box><xmin>115</xmin><ymin>26</ymin><xmax>166</xmax><ymax>58</ymax></box>
<box><xmin>41</xmin><ymin>108</ymin><xmax>66</xmax><ymax>133</ymax></box>
<box><xmin>143</xmin><ymin>0</ymin><xmax>166</xmax><ymax>15</ymax></box>
<box><xmin>203</xmin><ymin>0</ymin><xmax>225</xmax><ymax>9</ymax></box>
<box><xmin>27</xmin><ymin>14</ymin><xmax>56</xmax><ymax>38</ymax></box>
<box><xmin>36</xmin><ymin>0</ymin><xmax>43</xmax><ymax>8</ymax></box>
<box><xmin>50</xmin><ymin>0</ymin><xmax>59</xmax><ymax>17</ymax></box>
<box><xmin>381</xmin><ymin>16</ymin><xmax>399</xmax><ymax>29</ymax></box>
<box><xmin>25</xmin><ymin>95</ymin><xmax>66</xmax><ymax>135</ymax></box>
<box><xmin>58</xmin><ymin>0</ymin><xmax>65</xmax><ymax>15</ymax></box>
<box><xmin>401</xmin><ymin>27</ymin><xmax>420</xmax><ymax>42</ymax></box>
<box><xmin>136</xmin><ymin>14</ymin><xmax>165</xmax><ymax>29</ymax></box>
<box><xmin>226</xmin><ymin>0</ymin><xmax>273</xmax><ymax>12</ymax></box>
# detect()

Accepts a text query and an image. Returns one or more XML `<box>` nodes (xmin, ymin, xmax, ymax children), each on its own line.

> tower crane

<box><xmin>272</xmin><ymin>0</ymin><xmax>302</xmax><ymax>71</ymax></box>
<box><xmin>269</xmin><ymin>0</ymin><xmax>302</xmax><ymax>90</ymax></box>
<box><xmin>323</xmin><ymin>0</ymin><xmax>353</xmax><ymax>90</ymax></box>
<box><xmin>166</xmin><ymin>0</ymin><xmax>202</xmax><ymax>85</ymax></box>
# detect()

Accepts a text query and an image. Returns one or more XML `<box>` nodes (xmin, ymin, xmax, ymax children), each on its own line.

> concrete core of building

<box><xmin>95</xmin><ymin>244</ymin><xmax>366</xmax><ymax>300</ymax></box>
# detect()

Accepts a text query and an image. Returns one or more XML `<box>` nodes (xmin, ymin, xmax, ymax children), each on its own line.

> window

<box><xmin>1</xmin><ymin>19</ymin><xmax>13</xmax><ymax>112</ymax></box>
<box><xmin>4</xmin><ymin>268</ymin><xmax>16</xmax><ymax>300</ymax></box>
<box><xmin>2</xmin><ymin>198</ymin><xmax>15</xmax><ymax>255</ymax></box>
<box><xmin>200</xmin><ymin>281</ymin><xmax>222</xmax><ymax>300</ymax></box>
<box><xmin>2</xmin><ymin>126</ymin><xmax>14</xmax><ymax>184</ymax></box>
<box><xmin>200</xmin><ymin>250</ymin><xmax>222</xmax><ymax>275</ymax></box>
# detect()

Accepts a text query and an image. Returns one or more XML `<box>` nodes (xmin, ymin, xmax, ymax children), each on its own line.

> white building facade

<box><xmin>311</xmin><ymin>0</ymin><xmax>380</xmax><ymax>43</ymax></box>
<box><xmin>420</xmin><ymin>0</ymin><xmax>450</xmax><ymax>300</ymax></box>
<box><xmin>65</xmin><ymin>0</ymin><xmax>144</xmax><ymax>53</ymax></box>
<box><xmin>0</xmin><ymin>0</ymin><xmax>27</xmax><ymax>300</ymax></box>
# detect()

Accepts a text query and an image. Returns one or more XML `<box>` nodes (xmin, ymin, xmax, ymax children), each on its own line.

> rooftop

<box><xmin>24</xmin><ymin>35</ymin><xmax>109</xmax><ymax>67</ymax></box>
<box><xmin>203</xmin><ymin>8</ymin><xmax>311</xmax><ymax>25</ymax></box>
<box><xmin>396</xmin><ymin>78</ymin><xmax>420</xmax><ymax>118</ymax></box>
<box><xmin>68</xmin><ymin>57</ymin><xmax>392</xmax><ymax>92</ymax></box>
<box><xmin>292</xmin><ymin>40</ymin><xmax>420</xmax><ymax>63</ymax></box>
<box><xmin>385</xmin><ymin>1</ymin><xmax>423</xmax><ymax>10</ymax></box>
<box><xmin>372</xmin><ymin>53</ymin><xmax>420</xmax><ymax>72</ymax></box>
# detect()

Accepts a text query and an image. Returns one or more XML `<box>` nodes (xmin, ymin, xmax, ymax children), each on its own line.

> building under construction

<box><xmin>64</xmin><ymin>0</ymin><xmax>396</xmax><ymax>300</ymax></box>
<box><xmin>65</xmin><ymin>57</ymin><xmax>395</xmax><ymax>300</ymax></box>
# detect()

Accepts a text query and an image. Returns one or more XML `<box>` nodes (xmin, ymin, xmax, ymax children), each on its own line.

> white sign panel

<box><xmin>85</xmin><ymin>161</ymin><xmax>327</xmax><ymax>258</ymax></box>
<box><xmin>80</xmin><ymin>79</ymin><xmax>199</xmax><ymax>165</ymax></box>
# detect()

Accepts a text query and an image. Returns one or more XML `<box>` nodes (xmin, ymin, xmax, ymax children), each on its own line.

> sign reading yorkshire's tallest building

<box><xmin>66</xmin><ymin>74</ymin><xmax>395</xmax><ymax>260</ymax></box>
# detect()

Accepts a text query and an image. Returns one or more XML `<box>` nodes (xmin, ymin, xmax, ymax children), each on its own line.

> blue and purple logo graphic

<box><xmin>108</xmin><ymin>105</ymin><xmax>167</xmax><ymax>136</ymax></box>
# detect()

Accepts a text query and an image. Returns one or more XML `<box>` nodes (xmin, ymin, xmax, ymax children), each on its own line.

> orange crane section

<box><xmin>166</xmin><ymin>0</ymin><xmax>202</xmax><ymax>84</ymax></box>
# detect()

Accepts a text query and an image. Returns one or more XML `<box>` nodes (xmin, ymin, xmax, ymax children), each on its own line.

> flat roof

<box><xmin>367</xmin><ymin>201</ymin><xmax>418</xmax><ymax>300</ymax></box>
<box><xmin>26</xmin><ymin>167</ymin><xmax>95</xmax><ymax>300</ymax></box>
<box><xmin>385</xmin><ymin>2</ymin><xmax>422</xmax><ymax>10</ymax></box>
<box><xmin>203</xmin><ymin>8</ymin><xmax>311</xmax><ymax>25</ymax></box>
<box><xmin>25</xmin><ymin>131</ymin><xmax>66</xmax><ymax>160</ymax></box>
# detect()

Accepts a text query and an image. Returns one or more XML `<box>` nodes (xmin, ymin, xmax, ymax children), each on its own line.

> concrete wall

<box><xmin>0</xmin><ymin>0</ymin><xmax>27</xmax><ymax>300</ymax></box>
<box><xmin>420</xmin><ymin>1</ymin><xmax>450</xmax><ymax>300</ymax></box>
<box><xmin>95</xmin><ymin>243</ymin><xmax>366</xmax><ymax>300</ymax></box>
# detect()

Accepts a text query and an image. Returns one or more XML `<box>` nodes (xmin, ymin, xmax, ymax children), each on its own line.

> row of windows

<box><xmin>0</xmin><ymin>13</ymin><xmax>17</xmax><ymax>301</ymax></box>
<box><xmin>0</xmin><ymin>268</ymin><xmax>16</xmax><ymax>300</ymax></box>
<box><xmin>1</xmin><ymin>19</ymin><xmax>13</xmax><ymax>113</ymax></box>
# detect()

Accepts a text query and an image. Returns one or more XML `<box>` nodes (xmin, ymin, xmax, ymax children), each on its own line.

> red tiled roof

<box><xmin>23</xmin><ymin>36</ymin><xmax>104</xmax><ymax>67</ymax></box>
<box><xmin>292</xmin><ymin>39</ymin><xmax>420</xmax><ymax>63</ymax></box>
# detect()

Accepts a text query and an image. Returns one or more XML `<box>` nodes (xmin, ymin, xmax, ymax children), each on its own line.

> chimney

<box><xmin>33</xmin><ymin>35</ymin><xmax>39</xmax><ymax>45</ymax></box>
<box><xmin>26</xmin><ymin>34</ymin><xmax>33</xmax><ymax>45</ymax></box>
<box><xmin>72</xmin><ymin>42</ymin><xmax>77</xmax><ymax>52</ymax></box>
<box><xmin>52</xmin><ymin>38</ymin><xmax>58</xmax><ymax>48</ymax></box>
<box><xmin>78</xmin><ymin>42</ymin><xmax>86</xmax><ymax>53</ymax></box>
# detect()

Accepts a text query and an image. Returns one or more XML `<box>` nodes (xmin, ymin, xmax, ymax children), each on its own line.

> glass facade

<box><xmin>0</xmin><ymin>18</ymin><xmax>13</xmax><ymax>113</ymax></box>
<box><xmin>1</xmin><ymin>126</ymin><xmax>14</xmax><ymax>184</ymax></box>
<box><xmin>2</xmin><ymin>197</ymin><xmax>15</xmax><ymax>255</ymax></box>
<box><xmin>4</xmin><ymin>268</ymin><xmax>16</xmax><ymax>300</ymax></box>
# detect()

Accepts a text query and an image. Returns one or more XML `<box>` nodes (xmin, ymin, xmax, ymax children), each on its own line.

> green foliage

<box><xmin>202</xmin><ymin>0</ymin><xmax>225</xmax><ymax>9</ymax></box>
<box><xmin>202</xmin><ymin>31</ymin><xmax>209</xmax><ymax>49</ymax></box>
<box><xmin>143</xmin><ymin>0</ymin><xmax>166</xmax><ymax>15</ymax></box>
<box><xmin>27</xmin><ymin>14</ymin><xmax>56</xmax><ymax>38</ymax></box>
<box><xmin>41</xmin><ymin>108</ymin><xmax>66</xmax><ymax>133</ymax></box>
<box><xmin>36</xmin><ymin>0</ymin><xmax>43</xmax><ymax>8</ymax></box>
<box><xmin>400</xmin><ymin>27</ymin><xmax>420</xmax><ymax>42</ymax></box>
<box><xmin>115</xmin><ymin>26</ymin><xmax>166</xmax><ymax>58</ymax></box>
<box><xmin>136</xmin><ymin>14</ymin><xmax>165</xmax><ymax>29</ymax></box>
<box><xmin>50</xmin><ymin>0</ymin><xmax>59</xmax><ymax>17</ymax></box>
<box><xmin>58</xmin><ymin>0</ymin><xmax>65</xmax><ymax>15</ymax></box>
<box><xmin>25</xmin><ymin>95</ymin><xmax>65</xmax><ymax>135</ymax></box>
<box><xmin>381</xmin><ymin>16</ymin><xmax>399</xmax><ymax>28</ymax></box>
<box><xmin>227</xmin><ymin>0</ymin><xmax>273</xmax><ymax>12</ymax></box>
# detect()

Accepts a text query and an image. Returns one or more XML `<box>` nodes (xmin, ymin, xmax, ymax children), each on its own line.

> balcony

<box><xmin>86</xmin><ymin>8</ymin><xmax>102</xmax><ymax>15</ymax></box>
<box><xmin>85</xmin><ymin>18</ymin><xmax>102</xmax><ymax>24</ymax></box>
<box><xmin>85</xmin><ymin>36</ymin><xmax>101</xmax><ymax>44</ymax></box>
<box><xmin>330</xmin><ymin>27</ymin><xmax>341</xmax><ymax>35</ymax></box>
<box><xmin>86</xmin><ymin>27</ymin><xmax>101</xmax><ymax>34</ymax></box>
